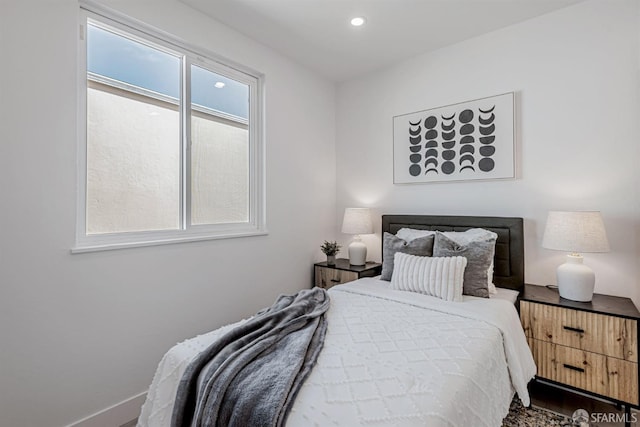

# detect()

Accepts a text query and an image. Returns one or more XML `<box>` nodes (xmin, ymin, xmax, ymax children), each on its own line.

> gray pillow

<box><xmin>381</xmin><ymin>232</ymin><xmax>434</xmax><ymax>281</ymax></box>
<box><xmin>432</xmin><ymin>231</ymin><xmax>495</xmax><ymax>298</ymax></box>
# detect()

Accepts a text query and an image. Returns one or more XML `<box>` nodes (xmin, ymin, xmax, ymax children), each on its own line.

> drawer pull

<box><xmin>563</xmin><ymin>363</ymin><xmax>585</xmax><ymax>373</ymax></box>
<box><xmin>563</xmin><ymin>326</ymin><xmax>585</xmax><ymax>334</ymax></box>
<box><xmin>330</xmin><ymin>279</ymin><xmax>341</xmax><ymax>283</ymax></box>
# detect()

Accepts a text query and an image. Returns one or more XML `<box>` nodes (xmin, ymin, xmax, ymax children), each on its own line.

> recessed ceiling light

<box><xmin>214</xmin><ymin>81</ymin><xmax>225</xmax><ymax>88</ymax></box>
<box><xmin>350</xmin><ymin>17</ymin><xmax>366</xmax><ymax>27</ymax></box>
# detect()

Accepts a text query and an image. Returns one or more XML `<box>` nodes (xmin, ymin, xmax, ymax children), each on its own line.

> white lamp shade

<box><xmin>542</xmin><ymin>211</ymin><xmax>609</xmax><ymax>253</ymax></box>
<box><xmin>341</xmin><ymin>208</ymin><xmax>373</xmax><ymax>235</ymax></box>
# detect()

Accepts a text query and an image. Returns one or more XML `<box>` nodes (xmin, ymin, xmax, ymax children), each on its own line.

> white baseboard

<box><xmin>66</xmin><ymin>391</ymin><xmax>147</xmax><ymax>427</ymax></box>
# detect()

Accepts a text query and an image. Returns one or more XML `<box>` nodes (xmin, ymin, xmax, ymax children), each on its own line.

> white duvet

<box><xmin>138</xmin><ymin>279</ymin><xmax>536</xmax><ymax>427</ymax></box>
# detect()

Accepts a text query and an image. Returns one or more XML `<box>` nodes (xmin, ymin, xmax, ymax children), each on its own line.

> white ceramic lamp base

<box><xmin>557</xmin><ymin>254</ymin><xmax>595</xmax><ymax>302</ymax></box>
<box><xmin>348</xmin><ymin>236</ymin><xmax>367</xmax><ymax>266</ymax></box>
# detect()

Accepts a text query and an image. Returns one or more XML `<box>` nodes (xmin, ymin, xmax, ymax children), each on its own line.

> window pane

<box><xmin>191</xmin><ymin>64</ymin><xmax>249</xmax><ymax>120</ymax></box>
<box><xmin>87</xmin><ymin>25</ymin><xmax>180</xmax><ymax>98</ymax></box>
<box><xmin>86</xmin><ymin>24</ymin><xmax>181</xmax><ymax>234</ymax></box>
<box><xmin>191</xmin><ymin>65</ymin><xmax>249</xmax><ymax>225</ymax></box>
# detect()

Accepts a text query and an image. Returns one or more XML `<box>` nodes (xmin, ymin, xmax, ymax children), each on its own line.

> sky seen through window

<box><xmin>87</xmin><ymin>24</ymin><xmax>249</xmax><ymax>120</ymax></box>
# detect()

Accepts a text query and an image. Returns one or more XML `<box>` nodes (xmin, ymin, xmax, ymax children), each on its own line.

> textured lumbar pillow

<box><xmin>390</xmin><ymin>252</ymin><xmax>467</xmax><ymax>302</ymax></box>
<box><xmin>381</xmin><ymin>232</ymin><xmax>434</xmax><ymax>281</ymax></box>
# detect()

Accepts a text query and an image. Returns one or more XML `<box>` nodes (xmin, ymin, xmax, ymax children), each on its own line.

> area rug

<box><xmin>503</xmin><ymin>398</ymin><xmax>573</xmax><ymax>427</ymax></box>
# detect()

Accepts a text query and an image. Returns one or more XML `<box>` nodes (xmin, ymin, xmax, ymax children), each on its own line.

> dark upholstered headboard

<box><xmin>382</xmin><ymin>215</ymin><xmax>524</xmax><ymax>292</ymax></box>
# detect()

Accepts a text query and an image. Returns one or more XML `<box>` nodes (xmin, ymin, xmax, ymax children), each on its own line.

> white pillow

<box><xmin>396</xmin><ymin>227</ymin><xmax>498</xmax><ymax>294</ymax></box>
<box><xmin>444</xmin><ymin>228</ymin><xmax>497</xmax><ymax>245</ymax></box>
<box><xmin>396</xmin><ymin>228</ymin><xmax>435</xmax><ymax>242</ymax></box>
<box><xmin>397</xmin><ymin>227</ymin><xmax>495</xmax><ymax>244</ymax></box>
<box><xmin>390</xmin><ymin>252</ymin><xmax>467</xmax><ymax>302</ymax></box>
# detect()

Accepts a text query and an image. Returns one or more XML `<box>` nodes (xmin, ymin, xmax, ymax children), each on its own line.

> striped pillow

<box><xmin>390</xmin><ymin>252</ymin><xmax>467</xmax><ymax>302</ymax></box>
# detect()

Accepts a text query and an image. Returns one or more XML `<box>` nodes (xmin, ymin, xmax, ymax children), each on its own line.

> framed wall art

<box><xmin>393</xmin><ymin>92</ymin><xmax>515</xmax><ymax>184</ymax></box>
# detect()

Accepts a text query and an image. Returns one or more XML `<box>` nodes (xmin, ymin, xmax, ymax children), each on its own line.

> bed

<box><xmin>138</xmin><ymin>215</ymin><xmax>535</xmax><ymax>427</ymax></box>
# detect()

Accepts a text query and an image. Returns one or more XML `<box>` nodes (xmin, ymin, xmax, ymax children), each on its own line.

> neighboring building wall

<box><xmin>191</xmin><ymin>110</ymin><xmax>249</xmax><ymax>225</ymax></box>
<box><xmin>87</xmin><ymin>81</ymin><xmax>181</xmax><ymax>233</ymax></box>
<box><xmin>86</xmin><ymin>80</ymin><xmax>249</xmax><ymax>234</ymax></box>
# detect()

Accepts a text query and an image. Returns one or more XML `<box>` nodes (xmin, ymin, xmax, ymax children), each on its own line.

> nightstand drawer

<box><xmin>521</xmin><ymin>301</ymin><xmax>638</xmax><ymax>362</ymax></box>
<box><xmin>314</xmin><ymin>266</ymin><xmax>358</xmax><ymax>289</ymax></box>
<box><xmin>528</xmin><ymin>338</ymin><xmax>639</xmax><ymax>405</ymax></box>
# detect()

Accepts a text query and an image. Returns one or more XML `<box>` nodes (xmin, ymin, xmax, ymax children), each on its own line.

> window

<box><xmin>75</xmin><ymin>6</ymin><xmax>265</xmax><ymax>252</ymax></box>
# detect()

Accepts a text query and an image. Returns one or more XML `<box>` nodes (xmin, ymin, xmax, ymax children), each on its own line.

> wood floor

<box><xmin>530</xmin><ymin>380</ymin><xmax>638</xmax><ymax>426</ymax></box>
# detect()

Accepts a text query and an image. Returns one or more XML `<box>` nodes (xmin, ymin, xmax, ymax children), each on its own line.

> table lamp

<box><xmin>341</xmin><ymin>208</ymin><xmax>373</xmax><ymax>266</ymax></box>
<box><xmin>542</xmin><ymin>211</ymin><xmax>610</xmax><ymax>302</ymax></box>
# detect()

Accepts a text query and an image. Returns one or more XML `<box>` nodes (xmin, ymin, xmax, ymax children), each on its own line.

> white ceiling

<box><xmin>180</xmin><ymin>0</ymin><xmax>582</xmax><ymax>82</ymax></box>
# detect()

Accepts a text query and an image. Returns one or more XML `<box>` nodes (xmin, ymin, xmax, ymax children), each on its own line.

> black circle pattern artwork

<box><xmin>440</xmin><ymin>114</ymin><xmax>455</xmax><ymax>175</ymax></box>
<box><xmin>458</xmin><ymin>109</ymin><xmax>475</xmax><ymax>172</ymax></box>
<box><xmin>405</xmin><ymin>104</ymin><xmax>498</xmax><ymax>177</ymax></box>
<box><xmin>478</xmin><ymin>106</ymin><xmax>496</xmax><ymax>172</ymax></box>
<box><xmin>423</xmin><ymin>116</ymin><xmax>438</xmax><ymax>174</ymax></box>
<box><xmin>408</xmin><ymin>120</ymin><xmax>422</xmax><ymax>176</ymax></box>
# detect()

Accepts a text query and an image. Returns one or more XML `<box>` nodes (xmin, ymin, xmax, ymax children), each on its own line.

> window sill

<box><xmin>71</xmin><ymin>229</ymin><xmax>268</xmax><ymax>254</ymax></box>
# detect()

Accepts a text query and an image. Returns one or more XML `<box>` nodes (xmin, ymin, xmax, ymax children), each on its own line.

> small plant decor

<box><xmin>320</xmin><ymin>241</ymin><xmax>341</xmax><ymax>256</ymax></box>
<box><xmin>320</xmin><ymin>241</ymin><xmax>341</xmax><ymax>265</ymax></box>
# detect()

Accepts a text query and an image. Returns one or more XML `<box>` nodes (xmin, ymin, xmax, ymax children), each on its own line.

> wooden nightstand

<box><xmin>520</xmin><ymin>284</ymin><xmax>640</xmax><ymax>415</ymax></box>
<box><xmin>314</xmin><ymin>258</ymin><xmax>382</xmax><ymax>290</ymax></box>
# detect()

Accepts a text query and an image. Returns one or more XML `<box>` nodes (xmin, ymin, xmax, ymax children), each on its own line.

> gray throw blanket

<box><xmin>171</xmin><ymin>287</ymin><xmax>330</xmax><ymax>427</ymax></box>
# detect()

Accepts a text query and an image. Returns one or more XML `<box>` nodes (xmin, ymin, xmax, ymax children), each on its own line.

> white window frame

<box><xmin>74</xmin><ymin>2</ymin><xmax>266</xmax><ymax>253</ymax></box>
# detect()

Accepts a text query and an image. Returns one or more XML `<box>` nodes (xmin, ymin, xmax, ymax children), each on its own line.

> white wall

<box><xmin>336</xmin><ymin>0</ymin><xmax>640</xmax><ymax>303</ymax></box>
<box><xmin>0</xmin><ymin>1</ymin><xmax>336</xmax><ymax>426</ymax></box>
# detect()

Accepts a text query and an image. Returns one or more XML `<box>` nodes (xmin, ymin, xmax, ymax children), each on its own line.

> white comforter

<box><xmin>138</xmin><ymin>279</ymin><xmax>536</xmax><ymax>427</ymax></box>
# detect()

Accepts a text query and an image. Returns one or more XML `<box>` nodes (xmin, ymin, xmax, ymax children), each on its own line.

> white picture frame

<box><xmin>393</xmin><ymin>92</ymin><xmax>515</xmax><ymax>184</ymax></box>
